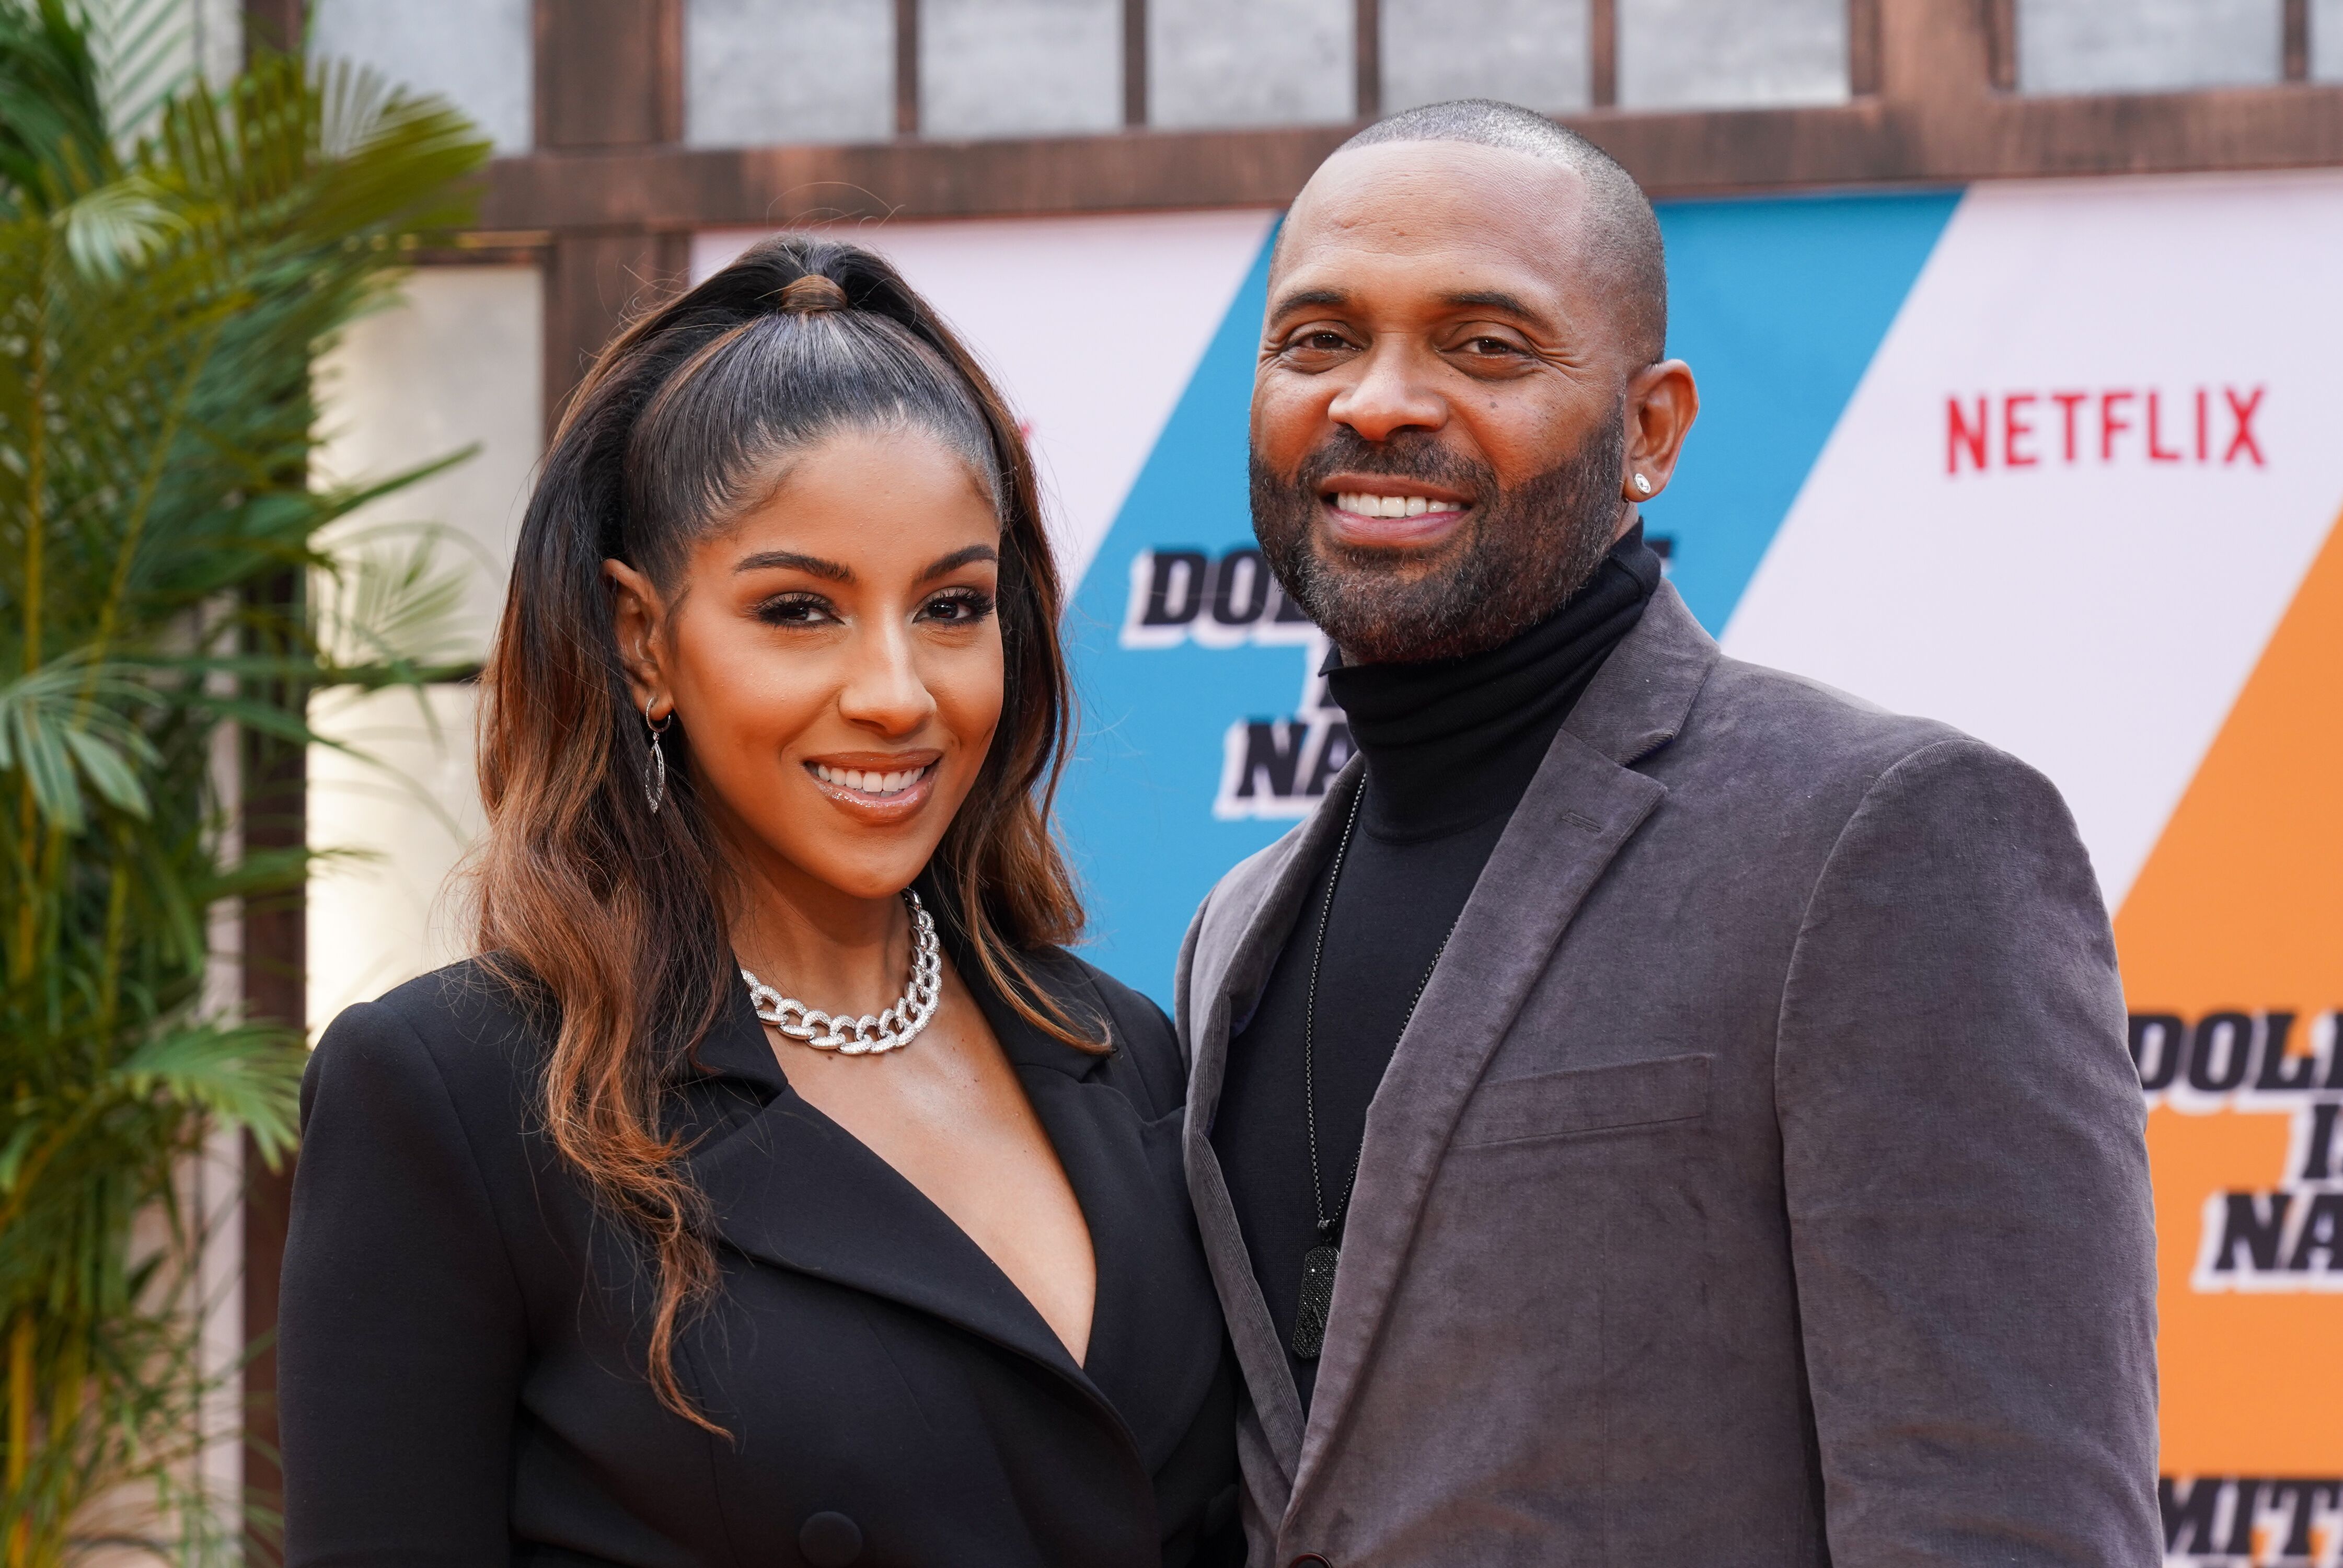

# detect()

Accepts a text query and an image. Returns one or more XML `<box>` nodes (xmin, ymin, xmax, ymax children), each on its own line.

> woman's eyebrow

<box><xmin>733</xmin><ymin>549</ymin><xmax>851</xmax><ymax>581</ymax></box>
<box><xmin>917</xmin><ymin>544</ymin><xmax>999</xmax><ymax>582</ymax></box>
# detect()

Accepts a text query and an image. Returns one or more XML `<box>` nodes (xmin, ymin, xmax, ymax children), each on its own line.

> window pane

<box><xmin>688</xmin><ymin>0</ymin><xmax>895</xmax><ymax>147</ymax></box>
<box><xmin>1617</xmin><ymin>0</ymin><xmax>1847</xmax><ymax>110</ymax></box>
<box><xmin>2319</xmin><ymin>0</ymin><xmax>2343</xmax><ymax>79</ymax></box>
<box><xmin>1150</xmin><ymin>0</ymin><xmax>1354</xmax><ymax>129</ymax></box>
<box><xmin>922</xmin><ymin>0</ymin><xmax>1122</xmax><ymax>138</ymax></box>
<box><xmin>310</xmin><ymin>0</ymin><xmax>533</xmax><ymax>153</ymax></box>
<box><xmin>1383</xmin><ymin>0</ymin><xmax>1591</xmax><ymax>115</ymax></box>
<box><xmin>2018</xmin><ymin>0</ymin><xmax>2281</xmax><ymax>92</ymax></box>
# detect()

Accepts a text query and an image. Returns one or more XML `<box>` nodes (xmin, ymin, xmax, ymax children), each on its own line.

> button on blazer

<box><xmin>280</xmin><ymin>938</ymin><xmax>1241</xmax><ymax>1567</ymax></box>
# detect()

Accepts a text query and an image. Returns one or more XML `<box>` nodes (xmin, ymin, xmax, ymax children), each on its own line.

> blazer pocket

<box><xmin>1451</xmin><ymin>1053</ymin><xmax>1712</xmax><ymax>1149</ymax></box>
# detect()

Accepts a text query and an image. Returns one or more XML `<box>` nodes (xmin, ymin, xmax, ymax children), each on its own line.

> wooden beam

<box><xmin>477</xmin><ymin>77</ymin><xmax>2343</xmax><ymax>233</ymax></box>
<box><xmin>895</xmin><ymin>0</ymin><xmax>920</xmax><ymax>137</ymax></box>
<box><xmin>1848</xmin><ymin>0</ymin><xmax>1882</xmax><ymax>97</ymax></box>
<box><xmin>1356</xmin><ymin>0</ymin><xmax>1381</xmax><ymax>121</ymax></box>
<box><xmin>1589</xmin><ymin>0</ymin><xmax>1617</xmax><ymax>110</ymax></box>
<box><xmin>545</xmin><ymin>230</ymin><xmax>689</xmax><ymax>436</ymax></box>
<box><xmin>2283</xmin><ymin>0</ymin><xmax>2310</xmax><ymax>83</ymax></box>
<box><xmin>1123</xmin><ymin>0</ymin><xmax>1148</xmax><ymax>126</ymax></box>
<box><xmin>1986</xmin><ymin>0</ymin><xmax>2018</xmax><ymax>91</ymax></box>
<box><xmin>535</xmin><ymin>0</ymin><xmax>689</xmax><ymax>423</ymax></box>
<box><xmin>535</xmin><ymin>0</ymin><xmax>682</xmax><ymax>148</ymax></box>
<box><xmin>237</xmin><ymin>11</ymin><xmax>303</xmax><ymax>1558</ymax></box>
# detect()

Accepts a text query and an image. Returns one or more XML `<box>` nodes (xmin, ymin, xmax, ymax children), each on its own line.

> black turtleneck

<box><xmin>1211</xmin><ymin>526</ymin><xmax>1664</xmax><ymax>1409</ymax></box>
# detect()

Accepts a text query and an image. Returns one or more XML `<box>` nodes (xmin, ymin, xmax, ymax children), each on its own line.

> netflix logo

<box><xmin>1945</xmin><ymin>385</ymin><xmax>2266</xmax><ymax>476</ymax></box>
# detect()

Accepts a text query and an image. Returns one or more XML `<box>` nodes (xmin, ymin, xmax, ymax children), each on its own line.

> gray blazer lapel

<box><xmin>1181</xmin><ymin>764</ymin><xmax>1365</xmax><ymax>1487</ymax></box>
<box><xmin>1287</xmin><ymin>580</ymin><xmax>1717</xmax><ymax>1510</ymax></box>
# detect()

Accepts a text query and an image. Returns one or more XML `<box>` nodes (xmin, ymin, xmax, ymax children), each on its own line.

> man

<box><xmin>1178</xmin><ymin>100</ymin><xmax>2159</xmax><ymax>1567</ymax></box>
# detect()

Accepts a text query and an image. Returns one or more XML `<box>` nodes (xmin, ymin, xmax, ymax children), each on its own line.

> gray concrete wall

<box><xmin>1149</xmin><ymin>0</ymin><xmax>1354</xmax><ymax>129</ymax></box>
<box><xmin>688</xmin><ymin>0</ymin><xmax>895</xmax><ymax>147</ymax></box>
<box><xmin>922</xmin><ymin>0</ymin><xmax>1122</xmax><ymax>138</ymax></box>
<box><xmin>309</xmin><ymin>0</ymin><xmax>533</xmax><ymax>152</ymax></box>
<box><xmin>1382</xmin><ymin>0</ymin><xmax>1591</xmax><ymax>115</ymax></box>
<box><xmin>1617</xmin><ymin>0</ymin><xmax>1847</xmax><ymax>110</ymax></box>
<box><xmin>2017</xmin><ymin>0</ymin><xmax>2281</xmax><ymax>93</ymax></box>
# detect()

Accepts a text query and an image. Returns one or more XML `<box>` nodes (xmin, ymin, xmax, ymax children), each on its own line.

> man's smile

<box><xmin>1319</xmin><ymin>476</ymin><xmax>1473</xmax><ymax>549</ymax></box>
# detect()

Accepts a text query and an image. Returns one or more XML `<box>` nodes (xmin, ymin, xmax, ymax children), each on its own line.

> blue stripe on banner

<box><xmin>1058</xmin><ymin>191</ymin><xmax>1963</xmax><ymax>1000</ymax></box>
<box><xmin>1653</xmin><ymin>189</ymin><xmax>1962</xmax><ymax>630</ymax></box>
<box><xmin>1057</xmin><ymin>224</ymin><xmax>1288</xmax><ymax>1000</ymax></box>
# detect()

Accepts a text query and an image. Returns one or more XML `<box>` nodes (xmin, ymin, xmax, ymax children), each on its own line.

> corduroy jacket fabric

<box><xmin>1176</xmin><ymin>582</ymin><xmax>2161</xmax><ymax>1568</ymax></box>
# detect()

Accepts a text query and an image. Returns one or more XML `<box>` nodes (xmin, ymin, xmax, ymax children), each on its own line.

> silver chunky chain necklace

<box><xmin>740</xmin><ymin>889</ymin><xmax>943</xmax><ymax>1056</ymax></box>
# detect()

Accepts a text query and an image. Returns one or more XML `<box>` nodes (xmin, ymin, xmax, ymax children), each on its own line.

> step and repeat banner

<box><xmin>698</xmin><ymin>168</ymin><xmax>2343</xmax><ymax>1563</ymax></box>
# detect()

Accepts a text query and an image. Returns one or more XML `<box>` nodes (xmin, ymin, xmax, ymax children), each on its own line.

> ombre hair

<box><xmin>468</xmin><ymin>234</ymin><xmax>1088</xmax><ymax>1430</ymax></box>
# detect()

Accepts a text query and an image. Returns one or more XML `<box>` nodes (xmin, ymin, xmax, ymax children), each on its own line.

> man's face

<box><xmin>1251</xmin><ymin>141</ymin><xmax>1654</xmax><ymax>664</ymax></box>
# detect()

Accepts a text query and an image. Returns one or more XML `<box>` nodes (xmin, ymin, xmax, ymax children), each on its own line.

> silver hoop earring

<box><xmin>643</xmin><ymin>699</ymin><xmax>672</xmax><ymax>814</ymax></box>
<box><xmin>1633</xmin><ymin>473</ymin><xmax>1653</xmax><ymax>495</ymax></box>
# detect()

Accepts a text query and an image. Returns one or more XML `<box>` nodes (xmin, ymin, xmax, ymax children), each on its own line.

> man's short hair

<box><xmin>1335</xmin><ymin>99</ymin><xmax>1668</xmax><ymax>366</ymax></box>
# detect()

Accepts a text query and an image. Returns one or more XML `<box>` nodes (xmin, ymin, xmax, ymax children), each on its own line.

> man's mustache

<box><xmin>1288</xmin><ymin>431</ymin><xmax>1495</xmax><ymax>494</ymax></box>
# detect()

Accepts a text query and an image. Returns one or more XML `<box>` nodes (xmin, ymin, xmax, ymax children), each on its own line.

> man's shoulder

<box><xmin>1673</xmin><ymin>653</ymin><xmax>2080</xmax><ymax>863</ymax></box>
<box><xmin>1701</xmin><ymin>653</ymin><xmax>1961</xmax><ymax>758</ymax></box>
<box><xmin>1682</xmin><ymin>652</ymin><xmax>2004</xmax><ymax>792</ymax></box>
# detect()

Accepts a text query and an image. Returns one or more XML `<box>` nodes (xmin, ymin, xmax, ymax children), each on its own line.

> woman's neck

<box><xmin>723</xmin><ymin>844</ymin><xmax>915</xmax><ymax>1018</ymax></box>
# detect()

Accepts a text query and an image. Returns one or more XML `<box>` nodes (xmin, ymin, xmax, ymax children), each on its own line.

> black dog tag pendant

<box><xmin>1292</xmin><ymin>1244</ymin><xmax>1341</xmax><ymax>1359</ymax></box>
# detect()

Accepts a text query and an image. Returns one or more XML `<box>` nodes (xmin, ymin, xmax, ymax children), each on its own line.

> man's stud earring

<box><xmin>1633</xmin><ymin>473</ymin><xmax>1653</xmax><ymax>495</ymax></box>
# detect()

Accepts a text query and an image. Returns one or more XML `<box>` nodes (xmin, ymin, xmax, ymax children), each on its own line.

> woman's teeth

<box><xmin>1335</xmin><ymin>491</ymin><xmax>1459</xmax><ymax>518</ymax></box>
<box><xmin>814</xmin><ymin>763</ymin><xmax>924</xmax><ymax>797</ymax></box>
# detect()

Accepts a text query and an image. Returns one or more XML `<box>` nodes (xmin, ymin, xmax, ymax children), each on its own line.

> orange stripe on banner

<box><xmin>2113</xmin><ymin>503</ymin><xmax>2343</xmax><ymax>1477</ymax></box>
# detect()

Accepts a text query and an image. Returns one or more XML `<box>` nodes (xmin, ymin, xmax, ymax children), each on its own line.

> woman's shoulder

<box><xmin>1026</xmin><ymin>947</ymin><xmax>1186</xmax><ymax>1113</ymax></box>
<box><xmin>308</xmin><ymin>956</ymin><xmax>549</xmax><ymax>1115</ymax></box>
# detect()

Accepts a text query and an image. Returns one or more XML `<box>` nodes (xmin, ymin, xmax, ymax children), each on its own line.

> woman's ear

<box><xmin>603</xmin><ymin>559</ymin><xmax>670</xmax><ymax>717</ymax></box>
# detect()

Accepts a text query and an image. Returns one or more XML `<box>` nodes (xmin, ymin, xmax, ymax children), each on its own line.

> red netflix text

<box><xmin>1946</xmin><ymin>386</ymin><xmax>2266</xmax><ymax>476</ymax></box>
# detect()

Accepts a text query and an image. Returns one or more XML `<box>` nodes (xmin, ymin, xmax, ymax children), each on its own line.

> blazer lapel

<box><xmin>961</xmin><ymin>950</ymin><xmax>1225</xmax><ymax>1471</ymax></box>
<box><xmin>680</xmin><ymin>985</ymin><xmax>1099</xmax><ymax>1398</ymax></box>
<box><xmin>1182</xmin><ymin>765</ymin><xmax>1365</xmax><ymax>1487</ymax></box>
<box><xmin>1286</xmin><ymin>580</ymin><xmax>1717</xmax><ymax>1513</ymax></box>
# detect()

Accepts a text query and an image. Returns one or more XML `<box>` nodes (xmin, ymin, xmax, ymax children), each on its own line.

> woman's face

<box><xmin>608</xmin><ymin>424</ymin><xmax>1005</xmax><ymax>905</ymax></box>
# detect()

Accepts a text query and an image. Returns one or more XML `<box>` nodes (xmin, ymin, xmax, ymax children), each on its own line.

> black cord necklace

<box><xmin>1292</xmin><ymin>788</ymin><xmax>1458</xmax><ymax>1361</ymax></box>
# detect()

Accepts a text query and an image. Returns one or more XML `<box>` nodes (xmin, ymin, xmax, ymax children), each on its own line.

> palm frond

<box><xmin>0</xmin><ymin>657</ymin><xmax>159</xmax><ymax>827</ymax></box>
<box><xmin>0</xmin><ymin>3</ymin><xmax>492</xmax><ymax>1550</ymax></box>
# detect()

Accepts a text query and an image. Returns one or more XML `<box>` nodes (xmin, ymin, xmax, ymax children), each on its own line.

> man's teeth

<box><xmin>814</xmin><ymin>763</ymin><xmax>923</xmax><ymax>797</ymax></box>
<box><xmin>1335</xmin><ymin>491</ymin><xmax>1458</xmax><ymax>518</ymax></box>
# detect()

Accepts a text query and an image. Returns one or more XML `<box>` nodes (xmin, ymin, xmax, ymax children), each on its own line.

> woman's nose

<box><xmin>836</xmin><ymin>623</ymin><xmax>936</xmax><ymax>735</ymax></box>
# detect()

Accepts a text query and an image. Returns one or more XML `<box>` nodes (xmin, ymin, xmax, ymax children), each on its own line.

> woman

<box><xmin>278</xmin><ymin>237</ymin><xmax>1240</xmax><ymax>1567</ymax></box>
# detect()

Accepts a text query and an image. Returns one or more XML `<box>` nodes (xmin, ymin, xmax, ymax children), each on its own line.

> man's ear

<box><xmin>1619</xmin><ymin>359</ymin><xmax>1700</xmax><ymax>503</ymax></box>
<box><xmin>603</xmin><ymin>559</ymin><xmax>670</xmax><ymax>718</ymax></box>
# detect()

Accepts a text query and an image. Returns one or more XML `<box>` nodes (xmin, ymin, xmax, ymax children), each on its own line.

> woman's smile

<box><xmin>806</xmin><ymin>753</ymin><xmax>942</xmax><ymax>821</ymax></box>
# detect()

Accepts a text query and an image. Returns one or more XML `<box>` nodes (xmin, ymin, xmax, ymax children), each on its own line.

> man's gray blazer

<box><xmin>1175</xmin><ymin>582</ymin><xmax>2160</xmax><ymax>1567</ymax></box>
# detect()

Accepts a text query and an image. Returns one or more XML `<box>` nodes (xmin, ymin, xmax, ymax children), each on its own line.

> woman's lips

<box><xmin>805</xmin><ymin>759</ymin><xmax>939</xmax><ymax>821</ymax></box>
<box><xmin>1321</xmin><ymin>489</ymin><xmax>1472</xmax><ymax>549</ymax></box>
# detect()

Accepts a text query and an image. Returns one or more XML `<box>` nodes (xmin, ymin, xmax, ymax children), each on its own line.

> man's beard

<box><xmin>1251</xmin><ymin>403</ymin><xmax>1626</xmax><ymax>664</ymax></box>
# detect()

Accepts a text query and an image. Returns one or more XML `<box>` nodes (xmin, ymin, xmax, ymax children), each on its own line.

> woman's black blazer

<box><xmin>278</xmin><ymin>941</ymin><xmax>1240</xmax><ymax>1567</ymax></box>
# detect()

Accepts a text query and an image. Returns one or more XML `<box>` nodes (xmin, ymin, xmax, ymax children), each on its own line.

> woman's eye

<box><xmin>754</xmin><ymin>594</ymin><xmax>835</xmax><ymax>626</ymax></box>
<box><xmin>920</xmin><ymin>589</ymin><xmax>996</xmax><ymax>625</ymax></box>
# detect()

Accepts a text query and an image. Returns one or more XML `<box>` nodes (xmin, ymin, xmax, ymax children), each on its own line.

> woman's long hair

<box><xmin>469</xmin><ymin>234</ymin><xmax>1089</xmax><ymax>1429</ymax></box>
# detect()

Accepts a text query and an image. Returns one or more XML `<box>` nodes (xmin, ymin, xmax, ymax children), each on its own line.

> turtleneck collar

<box><xmin>1325</xmin><ymin>525</ymin><xmax>1664</xmax><ymax>841</ymax></box>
